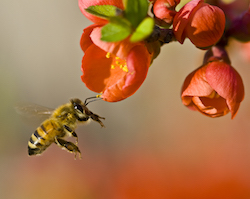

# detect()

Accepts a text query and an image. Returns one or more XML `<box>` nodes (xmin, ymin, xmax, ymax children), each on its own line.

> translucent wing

<box><xmin>15</xmin><ymin>103</ymin><xmax>54</xmax><ymax>126</ymax></box>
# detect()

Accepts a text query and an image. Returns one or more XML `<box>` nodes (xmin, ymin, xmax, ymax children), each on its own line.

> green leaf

<box><xmin>124</xmin><ymin>0</ymin><xmax>149</xmax><ymax>28</ymax></box>
<box><xmin>101</xmin><ymin>17</ymin><xmax>132</xmax><ymax>42</ymax></box>
<box><xmin>130</xmin><ymin>17</ymin><xmax>154</xmax><ymax>43</ymax></box>
<box><xmin>85</xmin><ymin>5</ymin><xmax>122</xmax><ymax>19</ymax></box>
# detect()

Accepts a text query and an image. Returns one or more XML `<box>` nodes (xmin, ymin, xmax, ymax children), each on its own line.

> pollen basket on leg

<box><xmin>106</xmin><ymin>52</ymin><xmax>128</xmax><ymax>73</ymax></box>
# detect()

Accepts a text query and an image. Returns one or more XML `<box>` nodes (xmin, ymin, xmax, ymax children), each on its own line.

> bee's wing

<box><xmin>15</xmin><ymin>103</ymin><xmax>54</xmax><ymax>126</ymax></box>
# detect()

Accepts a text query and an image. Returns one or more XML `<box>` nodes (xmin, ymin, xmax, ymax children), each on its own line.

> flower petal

<box><xmin>186</xmin><ymin>3</ymin><xmax>225</xmax><ymax>48</ymax></box>
<box><xmin>181</xmin><ymin>65</ymin><xmax>213</xmax><ymax>104</ymax></box>
<box><xmin>173</xmin><ymin>0</ymin><xmax>201</xmax><ymax>44</ymax></box>
<box><xmin>102</xmin><ymin>45</ymin><xmax>151</xmax><ymax>101</ymax></box>
<box><xmin>206</xmin><ymin>61</ymin><xmax>244</xmax><ymax>118</ymax></box>
<box><xmin>81</xmin><ymin>44</ymin><xmax>151</xmax><ymax>102</ymax></box>
<box><xmin>192</xmin><ymin>96</ymin><xmax>229</xmax><ymax>117</ymax></box>
<box><xmin>90</xmin><ymin>26</ymin><xmax>139</xmax><ymax>60</ymax></box>
<box><xmin>181</xmin><ymin>65</ymin><xmax>229</xmax><ymax>118</ymax></box>
<box><xmin>81</xmin><ymin>44</ymin><xmax>112</xmax><ymax>92</ymax></box>
<box><xmin>173</xmin><ymin>0</ymin><xmax>225</xmax><ymax>48</ymax></box>
<box><xmin>153</xmin><ymin>0</ymin><xmax>180</xmax><ymax>25</ymax></box>
<box><xmin>80</xmin><ymin>24</ymin><xmax>102</xmax><ymax>52</ymax></box>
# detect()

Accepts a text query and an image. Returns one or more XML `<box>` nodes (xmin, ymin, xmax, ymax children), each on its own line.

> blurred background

<box><xmin>1</xmin><ymin>0</ymin><xmax>250</xmax><ymax>198</ymax></box>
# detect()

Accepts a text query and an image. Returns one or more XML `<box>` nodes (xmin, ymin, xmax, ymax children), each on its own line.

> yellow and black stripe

<box><xmin>28</xmin><ymin>124</ymin><xmax>50</xmax><ymax>156</ymax></box>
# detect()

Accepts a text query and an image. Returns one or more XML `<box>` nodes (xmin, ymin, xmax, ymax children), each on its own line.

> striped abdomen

<box><xmin>28</xmin><ymin>119</ymin><xmax>62</xmax><ymax>156</ymax></box>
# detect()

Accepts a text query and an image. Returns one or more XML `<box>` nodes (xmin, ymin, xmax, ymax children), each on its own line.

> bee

<box><xmin>17</xmin><ymin>97</ymin><xmax>105</xmax><ymax>159</ymax></box>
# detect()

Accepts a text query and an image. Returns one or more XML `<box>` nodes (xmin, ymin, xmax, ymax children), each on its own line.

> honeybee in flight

<box><xmin>17</xmin><ymin>97</ymin><xmax>105</xmax><ymax>159</ymax></box>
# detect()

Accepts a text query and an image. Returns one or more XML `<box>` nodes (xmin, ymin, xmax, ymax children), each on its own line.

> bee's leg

<box><xmin>71</xmin><ymin>132</ymin><xmax>78</xmax><ymax>145</ymax></box>
<box><xmin>54</xmin><ymin>137</ymin><xmax>82</xmax><ymax>160</ymax></box>
<box><xmin>63</xmin><ymin>125</ymin><xmax>78</xmax><ymax>144</ymax></box>
<box><xmin>90</xmin><ymin>113</ymin><xmax>105</xmax><ymax>127</ymax></box>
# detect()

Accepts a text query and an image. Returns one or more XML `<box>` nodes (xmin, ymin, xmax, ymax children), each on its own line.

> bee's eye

<box><xmin>74</xmin><ymin>104</ymin><xmax>83</xmax><ymax>113</ymax></box>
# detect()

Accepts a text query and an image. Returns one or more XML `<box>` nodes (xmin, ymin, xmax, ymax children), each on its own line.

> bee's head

<box><xmin>70</xmin><ymin>98</ymin><xmax>105</xmax><ymax>127</ymax></box>
<box><xmin>70</xmin><ymin>98</ymin><xmax>88</xmax><ymax>121</ymax></box>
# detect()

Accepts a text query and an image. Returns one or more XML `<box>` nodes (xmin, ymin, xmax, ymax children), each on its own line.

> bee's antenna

<box><xmin>84</xmin><ymin>95</ymin><xmax>102</xmax><ymax>106</ymax></box>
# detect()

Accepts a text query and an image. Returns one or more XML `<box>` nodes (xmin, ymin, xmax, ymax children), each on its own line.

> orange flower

<box><xmin>80</xmin><ymin>25</ymin><xmax>151</xmax><ymax>102</ymax></box>
<box><xmin>181</xmin><ymin>47</ymin><xmax>244</xmax><ymax>118</ymax></box>
<box><xmin>173</xmin><ymin>0</ymin><xmax>225</xmax><ymax>48</ymax></box>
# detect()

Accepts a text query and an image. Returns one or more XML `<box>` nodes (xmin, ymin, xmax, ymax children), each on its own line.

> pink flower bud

<box><xmin>153</xmin><ymin>0</ymin><xmax>180</xmax><ymax>25</ymax></box>
<box><xmin>181</xmin><ymin>46</ymin><xmax>244</xmax><ymax>118</ymax></box>
<box><xmin>173</xmin><ymin>0</ymin><xmax>225</xmax><ymax>49</ymax></box>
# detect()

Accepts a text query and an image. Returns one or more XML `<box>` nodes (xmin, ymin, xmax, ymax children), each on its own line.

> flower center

<box><xmin>106</xmin><ymin>52</ymin><xmax>128</xmax><ymax>72</ymax></box>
